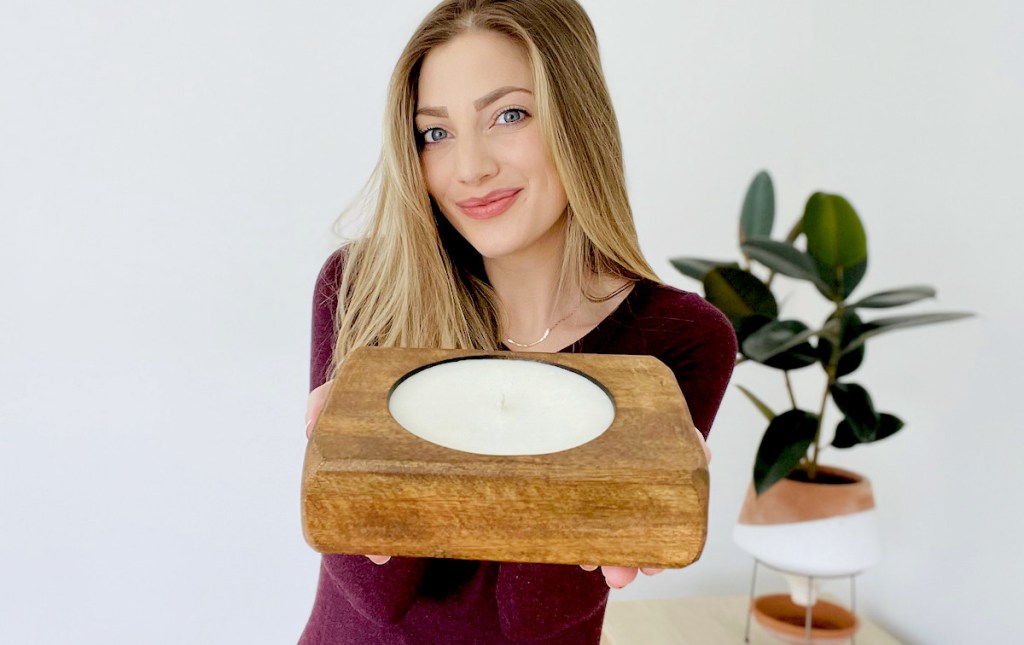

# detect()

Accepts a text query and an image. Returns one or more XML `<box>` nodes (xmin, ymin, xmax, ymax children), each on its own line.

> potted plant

<box><xmin>670</xmin><ymin>170</ymin><xmax>971</xmax><ymax>636</ymax></box>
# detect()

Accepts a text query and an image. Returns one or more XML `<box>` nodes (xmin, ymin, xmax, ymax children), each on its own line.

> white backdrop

<box><xmin>2</xmin><ymin>1</ymin><xmax>1021</xmax><ymax>643</ymax></box>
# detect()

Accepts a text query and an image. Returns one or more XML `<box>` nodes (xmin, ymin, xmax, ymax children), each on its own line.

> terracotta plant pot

<box><xmin>752</xmin><ymin>594</ymin><xmax>858</xmax><ymax>645</ymax></box>
<box><xmin>733</xmin><ymin>465</ymin><xmax>881</xmax><ymax>604</ymax></box>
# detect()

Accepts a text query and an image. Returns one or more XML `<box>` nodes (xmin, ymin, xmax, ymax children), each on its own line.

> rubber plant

<box><xmin>672</xmin><ymin>170</ymin><xmax>972</xmax><ymax>495</ymax></box>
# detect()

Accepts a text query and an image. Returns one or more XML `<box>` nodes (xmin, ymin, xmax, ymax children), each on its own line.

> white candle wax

<box><xmin>388</xmin><ymin>358</ymin><xmax>614</xmax><ymax>455</ymax></box>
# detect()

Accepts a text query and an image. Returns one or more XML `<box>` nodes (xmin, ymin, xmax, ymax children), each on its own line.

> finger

<box><xmin>305</xmin><ymin>379</ymin><xmax>333</xmax><ymax>422</ymax></box>
<box><xmin>640</xmin><ymin>567</ymin><xmax>665</xmax><ymax>576</ymax></box>
<box><xmin>579</xmin><ymin>564</ymin><xmax>599</xmax><ymax>572</ymax></box>
<box><xmin>692</xmin><ymin>426</ymin><xmax>711</xmax><ymax>465</ymax></box>
<box><xmin>366</xmin><ymin>554</ymin><xmax>391</xmax><ymax>565</ymax></box>
<box><xmin>601</xmin><ymin>566</ymin><xmax>638</xmax><ymax>589</ymax></box>
<box><xmin>305</xmin><ymin>379</ymin><xmax>334</xmax><ymax>438</ymax></box>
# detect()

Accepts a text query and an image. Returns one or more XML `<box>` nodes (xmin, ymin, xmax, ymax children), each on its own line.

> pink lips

<box><xmin>456</xmin><ymin>188</ymin><xmax>522</xmax><ymax>220</ymax></box>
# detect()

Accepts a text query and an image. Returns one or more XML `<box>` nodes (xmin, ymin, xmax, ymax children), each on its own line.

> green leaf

<box><xmin>843</xmin><ymin>312</ymin><xmax>974</xmax><ymax>353</ymax></box>
<box><xmin>831</xmin><ymin>419</ymin><xmax>859</xmax><ymax>449</ymax></box>
<box><xmin>872</xmin><ymin>413</ymin><xmax>905</xmax><ymax>442</ymax></box>
<box><xmin>736</xmin><ymin>384</ymin><xmax>776</xmax><ymax>421</ymax></box>
<box><xmin>802</xmin><ymin>193</ymin><xmax>868</xmax><ymax>299</ymax></box>
<box><xmin>809</xmin><ymin>263</ymin><xmax>841</xmax><ymax>301</ymax></box>
<box><xmin>702</xmin><ymin>268</ymin><xmax>778</xmax><ymax>328</ymax></box>
<box><xmin>814</xmin><ymin>315</ymin><xmax>843</xmax><ymax>345</ymax></box>
<box><xmin>829</xmin><ymin>382</ymin><xmax>879</xmax><ymax>441</ymax></box>
<box><xmin>754</xmin><ymin>410</ymin><xmax>818</xmax><ymax>495</ymax></box>
<box><xmin>669</xmin><ymin>257</ymin><xmax>739</xmax><ymax>282</ymax></box>
<box><xmin>736</xmin><ymin>314</ymin><xmax>774</xmax><ymax>344</ymax></box>
<box><xmin>832</xmin><ymin>412</ymin><xmax>904</xmax><ymax>447</ymax></box>
<box><xmin>762</xmin><ymin>322</ymin><xmax>819</xmax><ymax>371</ymax></box>
<box><xmin>741</xmin><ymin>320</ymin><xmax>820</xmax><ymax>364</ymax></box>
<box><xmin>817</xmin><ymin>311</ymin><xmax>865</xmax><ymax>378</ymax></box>
<box><xmin>836</xmin><ymin>343</ymin><xmax>864</xmax><ymax>377</ymax></box>
<box><xmin>802</xmin><ymin>193</ymin><xmax>867</xmax><ymax>269</ymax></box>
<box><xmin>848</xmin><ymin>286</ymin><xmax>936</xmax><ymax>309</ymax></box>
<box><xmin>740</xmin><ymin>238</ymin><xmax>828</xmax><ymax>292</ymax></box>
<box><xmin>765</xmin><ymin>347</ymin><xmax>819</xmax><ymax>371</ymax></box>
<box><xmin>840</xmin><ymin>259</ymin><xmax>868</xmax><ymax>300</ymax></box>
<box><xmin>740</xmin><ymin>171</ymin><xmax>775</xmax><ymax>243</ymax></box>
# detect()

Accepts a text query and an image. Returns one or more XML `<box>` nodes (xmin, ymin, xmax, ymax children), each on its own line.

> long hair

<box><xmin>327</xmin><ymin>0</ymin><xmax>660</xmax><ymax>380</ymax></box>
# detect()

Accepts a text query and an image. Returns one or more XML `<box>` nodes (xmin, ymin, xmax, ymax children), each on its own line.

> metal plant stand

<box><xmin>744</xmin><ymin>559</ymin><xmax>858</xmax><ymax>645</ymax></box>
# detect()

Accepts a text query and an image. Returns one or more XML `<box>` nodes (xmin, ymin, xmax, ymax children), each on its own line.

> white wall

<box><xmin>1</xmin><ymin>1</ymin><xmax>1019</xmax><ymax>643</ymax></box>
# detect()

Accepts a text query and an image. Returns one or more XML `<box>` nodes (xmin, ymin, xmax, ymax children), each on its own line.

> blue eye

<box><xmin>496</xmin><ymin>108</ymin><xmax>528</xmax><ymax>125</ymax></box>
<box><xmin>420</xmin><ymin>127</ymin><xmax>448</xmax><ymax>145</ymax></box>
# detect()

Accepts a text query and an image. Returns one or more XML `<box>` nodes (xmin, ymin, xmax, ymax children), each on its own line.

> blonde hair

<box><xmin>327</xmin><ymin>0</ymin><xmax>660</xmax><ymax>380</ymax></box>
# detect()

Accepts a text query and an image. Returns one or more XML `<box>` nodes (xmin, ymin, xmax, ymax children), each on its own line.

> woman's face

<box><xmin>415</xmin><ymin>30</ymin><xmax>568</xmax><ymax>263</ymax></box>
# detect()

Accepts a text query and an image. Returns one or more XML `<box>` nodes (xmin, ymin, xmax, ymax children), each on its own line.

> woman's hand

<box><xmin>579</xmin><ymin>564</ymin><xmax>664</xmax><ymax>588</ymax></box>
<box><xmin>580</xmin><ymin>426</ymin><xmax>709</xmax><ymax>588</ymax></box>
<box><xmin>694</xmin><ymin>424</ymin><xmax>711</xmax><ymax>465</ymax></box>
<box><xmin>305</xmin><ymin>378</ymin><xmax>334</xmax><ymax>439</ymax></box>
<box><xmin>305</xmin><ymin>378</ymin><xmax>392</xmax><ymax>566</ymax></box>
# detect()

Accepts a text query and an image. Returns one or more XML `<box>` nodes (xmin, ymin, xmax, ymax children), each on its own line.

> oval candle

<box><xmin>388</xmin><ymin>358</ymin><xmax>615</xmax><ymax>455</ymax></box>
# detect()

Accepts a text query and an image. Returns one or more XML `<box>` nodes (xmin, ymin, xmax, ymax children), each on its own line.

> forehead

<box><xmin>417</xmin><ymin>30</ymin><xmax>533</xmax><ymax>105</ymax></box>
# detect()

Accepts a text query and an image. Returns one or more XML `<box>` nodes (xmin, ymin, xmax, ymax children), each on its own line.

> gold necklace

<box><xmin>504</xmin><ymin>300</ymin><xmax>582</xmax><ymax>349</ymax></box>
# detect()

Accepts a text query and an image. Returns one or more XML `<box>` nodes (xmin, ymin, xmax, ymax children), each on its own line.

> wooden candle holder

<box><xmin>301</xmin><ymin>347</ymin><xmax>708</xmax><ymax>568</ymax></box>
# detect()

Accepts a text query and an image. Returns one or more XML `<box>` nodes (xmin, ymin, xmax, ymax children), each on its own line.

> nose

<box><xmin>455</xmin><ymin>132</ymin><xmax>498</xmax><ymax>185</ymax></box>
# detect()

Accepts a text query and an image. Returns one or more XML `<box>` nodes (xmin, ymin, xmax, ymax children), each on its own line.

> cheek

<box><xmin>420</xmin><ymin>155</ymin><xmax>446</xmax><ymax>200</ymax></box>
<box><xmin>516</xmin><ymin>133</ymin><xmax>565</xmax><ymax>205</ymax></box>
<box><xmin>536</xmin><ymin>160</ymin><xmax>567</xmax><ymax>211</ymax></box>
<box><xmin>421</xmin><ymin>160</ymin><xmax>459</xmax><ymax>227</ymax></box>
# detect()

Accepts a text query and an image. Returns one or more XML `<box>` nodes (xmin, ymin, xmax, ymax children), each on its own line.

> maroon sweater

<box><xmin>298</xmin><ymin>250</ymin><xmax>737</xmax><ymax>645</ymax></box>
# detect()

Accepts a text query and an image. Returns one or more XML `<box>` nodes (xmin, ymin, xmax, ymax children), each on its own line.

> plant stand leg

<box><xmin>804</xmin><ymin>575</ymin><xmax>814</xmax><ymax>644</ymax></box>
<box><xmin>744</xmin><ymin>559</ymin><xmax>760</xmax><ymax>643</ymax></box>
<box><xmin>851</xmin><ymin>575</ymin><xmax>856</xmax><ymax>645</ymax></box>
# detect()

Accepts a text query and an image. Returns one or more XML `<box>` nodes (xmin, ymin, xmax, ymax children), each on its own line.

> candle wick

<box><xmin>499</xmin><ymin>391</ymin><xmax>507</xmax><ymax>410</ymax></box>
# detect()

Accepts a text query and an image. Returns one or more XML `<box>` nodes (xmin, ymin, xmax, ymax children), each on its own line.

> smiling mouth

<box><xmin>457</xmin><ymin>189</ymin><xmax>523</xmax><ymax>220</ymax></box>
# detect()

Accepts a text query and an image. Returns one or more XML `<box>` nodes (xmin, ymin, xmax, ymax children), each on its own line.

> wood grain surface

<box><xmin>301</xmin><ymin>347</ymin><xmax>709</xmax><ymax>568</ymax></box>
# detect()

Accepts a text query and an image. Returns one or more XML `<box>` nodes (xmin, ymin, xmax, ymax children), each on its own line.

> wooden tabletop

<box><xmin>601</xmin><ymin>595</ymin><xmax>904</xmax><ymax>644</ymax></box>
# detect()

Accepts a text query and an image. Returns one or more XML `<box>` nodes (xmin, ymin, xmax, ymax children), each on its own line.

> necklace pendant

<box><xmin>505</xmin><ymin>327</ymin><xmax>551</xmax><ymax>349</ymax></box>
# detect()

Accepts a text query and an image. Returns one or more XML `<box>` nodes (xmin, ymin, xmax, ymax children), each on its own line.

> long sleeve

<box><xmin>307</xmin><ymin>248</ymin><xmax>429</xmax><ymax>627</ymax></box>
<box><xmin>657</xmin><ymin>292</ymin><xmax>738</xmax><ymax>440</ymax></box>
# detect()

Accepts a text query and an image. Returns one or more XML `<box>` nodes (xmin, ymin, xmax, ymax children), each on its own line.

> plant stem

<box><xmin>809</xmin><ymin>369</ymin><xmax>832</xmax><ymax>479</ymax></box>
<box><xmin>785</xmin><ymin>220</ymin><xmax>802</xmax><ymax>243</ymax></box>
<box><xmin>809</xmin><ymin>303</ymin><xmax>845</xmax><ymax>478</ymax></box>
<box><xmin>784</xmin><ymin>372</ymin><xmax>797</xmax><ymax>409</ymax></box>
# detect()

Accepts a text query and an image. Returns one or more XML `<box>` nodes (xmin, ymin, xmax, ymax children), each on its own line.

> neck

<box><xmin>483</xmin><ymin>221</ymin><xmax>578</xmax><ymax>340</ymax></box>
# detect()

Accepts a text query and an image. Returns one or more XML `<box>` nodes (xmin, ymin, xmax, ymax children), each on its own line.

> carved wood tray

<box><xmin>301</xmin><ymin>346</ymin><xmax>708</xmax><ymax>568</ymax></box>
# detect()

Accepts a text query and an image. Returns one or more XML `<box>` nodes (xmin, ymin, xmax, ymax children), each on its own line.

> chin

<box><xmin>463</xmin><ymin>238</ymin><xmax>525</xmax><ymax>260</ymax></box>
<box><xmin>442</xmin><ymin>219</ymin><xmax>523</xmax><ymax>260</ymax></box>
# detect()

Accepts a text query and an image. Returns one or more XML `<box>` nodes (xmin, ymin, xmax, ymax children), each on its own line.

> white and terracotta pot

<box><xmin>733</xmin><ymin>465</ymin><xmax>881</xmax><ymax>605</ymax></box>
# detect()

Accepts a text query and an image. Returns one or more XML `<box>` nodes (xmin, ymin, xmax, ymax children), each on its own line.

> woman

<box><xmin>300</xmin><ymin>1</ymin><xmax>737</xmax><ymax>643</ymax></box>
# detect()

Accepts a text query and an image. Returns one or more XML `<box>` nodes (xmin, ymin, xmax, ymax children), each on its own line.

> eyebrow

<box><xmin>415</xmin><ymin>86</ymin><xmax>532</xmax><ymax>118</ymax></box>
